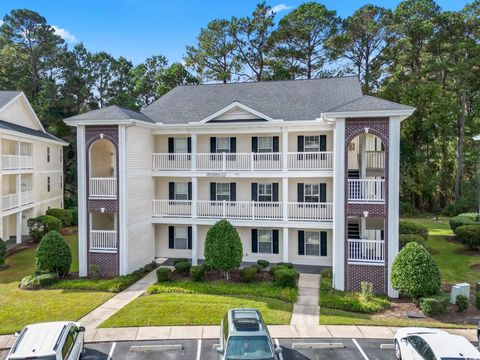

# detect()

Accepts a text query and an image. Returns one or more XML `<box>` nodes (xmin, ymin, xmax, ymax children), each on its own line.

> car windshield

<box><xmin>226</xmin><ymin>335</ymin><xmax>274</xmax><ymax>360</ymax></box>
<box><xmin>13</xmin><ymin>356</ymin><xmax>57</xmax><ymax>360</ymax></box>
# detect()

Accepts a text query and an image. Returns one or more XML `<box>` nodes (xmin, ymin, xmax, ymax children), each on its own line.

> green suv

<box><xmin>216</xmin><ymin>308</ymin><xmax>282</xmax><ymax>360</ymax></box>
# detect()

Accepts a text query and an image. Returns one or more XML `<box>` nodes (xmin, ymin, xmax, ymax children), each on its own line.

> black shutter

<box><xmin>320</xmin><ymin>135</ymin><xmax>327</xmax><ymax>152</ymax></box>
<box><xmin>273</xmin><ymin>136</ymin><xmax>279</xmax><ymax>152</ymax></box>
<box><xmin>187</xmin><ymin>137</ymin><xmax>192</xmax><ymax>153</ymax></box>
<box><xmin>188</xmin><ymin>226</ymin><xmax>192</xmax><ymax>250</ymax></box>
<box><xmin>188</xmin><ymin>182</ymin><xmax>192</xmax><ymax>200</ymax></box>
<box><xmin>297</xmin><ymin>183</ymin><xmax>304</xmax><ymax>202</ymax></box>
<box><xmin>230</xmin><ymin>183</ymin><xmax>236</xmax><ymax>201</ymax></box>
<box><xmin>230</xmin><ymin>137</ymin><xmax>236</xmax><ymax>153</ymax></box>
<box><xmin>320</xmin><ymin>231</ymin><xmax>327</xmax><ymax>256</ymax></box>
<box><xmin>272</xmin><ymin>230</ymin><xmax>279</xmax><ymax>254</ymax></box>
<box><xmin>210</xmin><ymin>182</ymin><xmax>216</xmax><ymax>201</ymax></box>
<box><xmin>210</xmin><ymin>137</ymin><xmax>216</xmax><ymax>153</ymax></box>
<box><xmin>252</xmin><ymin>137</ymin><xmax>258</xmax><ymax>152</ymax></box>
<box><xmin>251</xmin><ymin>183</ymin><xmax>258</xmax><ymax>201</ymax></box>
<box><xmin>168</xmin><ymin>226</ymin><xmax>175</xmax><ymax>249</ymax></box>
<box><xmin>298</xmin><ymin>230</ymin><xmax>305</xmax><ymax>255</ymax></box>
<box><xmin>251</xmin><ymin>229</ymin><xmax>258</xmax><ymax>253</ymax></box>
<box><xmin>169</xmin><ymin>182</ymin><xmax>175</xmax><ymax>200</ymax></box>
<box><xmin>297</xmin><ymin>136</ymin><xmax>304</xmax><ymax>152</ymax></box>
<box><xmin>320</xmin><ymin>183</ymin><xmax>327</xmax><ymax>203</ymax></box>
<box><xmin>272</xmin><ymin>183</ymin><xmax>279</xmax><ymax>202</ymax></box>
<box><xmin>168</xmin><ymin>137</ymin><xmax>174</xmax><ymax>153</ymax></box>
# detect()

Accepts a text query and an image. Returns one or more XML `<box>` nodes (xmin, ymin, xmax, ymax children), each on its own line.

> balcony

<box><xmin>152</xmin><ymin>152</ymin><xmax>333</xmax><ymax>172</ymax></box>
<box><xmin>1</xmin><ymin>155</ymin><xmax>34</xmax><ymax>170</ymax></box>
<box><xmin>152</xmin><ymin>200</ymin><xmax>333</xmax><ymax>222</ymax></box>
<box><xmin>89</xmin><ymin>178</ymin><xmax>117</xmax><ymax>198</ymax></box>
<box><xmin>347</xmin><ymin>239</ymin><xmax>385</xmax><ymax>264</ymax></box>
<box><xmin>90</xmin><ymin>230</ymin><xmax>117</xmax><ymax>252</ymax></box>
<box><xmin>2</xmin><ymin>193</ymin><xmax>19</xmax><ymax>211</ymax></box>
<box><xmin>348</xmin><ymin>179</ymin><xmax>385</xmax><ymax>203</ymax></box>
<box><xmin>365</xmin><ymin>151</ymin><xmax>385</xmax><ymax>169</ymax></box>
<box><xmin>21</xmin><ymin>190</ymin><xmax>34</xmax><ymax>205</ymax></box>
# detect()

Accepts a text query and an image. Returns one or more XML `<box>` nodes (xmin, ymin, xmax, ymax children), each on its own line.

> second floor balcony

<box><xmin>1</xmin><ymin>155</ymin><xmax>34</xmax><ymax>170</ymax></box>
<box><xmin>2</xmin><ymin>190</ymin><xmax>34</xmax><ymax>211</ymax></box>
<box><xmin>89</xmin><ymin>177</ymin><xmax>117</xmax><ymax>198</ymax></box>
<box><xmin>348</xmin><ymin>179</ymin><xmax>385</xmax><ymax>204</ymax></box>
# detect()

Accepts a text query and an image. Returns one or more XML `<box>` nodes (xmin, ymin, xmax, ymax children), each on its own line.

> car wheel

<box><xmin>395</xmin><ymin>340</ymin><xmax>402</xmax><ymax>360</ymax></box>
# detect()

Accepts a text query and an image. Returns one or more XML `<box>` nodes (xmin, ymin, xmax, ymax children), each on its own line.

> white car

<box><xmin>394</xmin><ymin>327</ymin><xmax>480</xmax><ymax>360</ymax></box>
<box><xmin>7</xmin><ymin>322</ymin><xmax>85</xmax><ymax>360</ymax></box>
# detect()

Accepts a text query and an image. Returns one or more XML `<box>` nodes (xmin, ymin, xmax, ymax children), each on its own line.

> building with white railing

<box><xmin>64</xmin><ymin>77</ymin><xmax>415</xmax><ymax>295</ymax></box>
<box><xmin>0</xmin><ymin>91</ymin><xmax>67</xmax><ymax>242</ymax></box>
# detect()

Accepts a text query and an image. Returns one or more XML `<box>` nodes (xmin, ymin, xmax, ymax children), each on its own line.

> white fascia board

<box><xmin>322</xmin><ymin>109</ymin><xmax>416</xmax><ymax>121</ymax></box>
<box><xmin>473</xmin><ymin>134</ymin><xmax>480</xmax><ymax>141</ymax></box>
<box><xmin>64</xmin><ymin>118</ymin><xmax>157</xmax><ymax>129</ymax></box>
<box><xmin>196</xmin><ymin>101</ymin><xmax>278</xmax><ymax>123</ymax></box>
<box><xmin>0</xmin><ymin>128</ymin><xmax>69</xmax><ymax>146</ymax></box>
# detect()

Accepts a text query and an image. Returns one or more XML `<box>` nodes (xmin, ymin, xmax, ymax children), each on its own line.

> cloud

<box><xmin>270</xmin><ymin>4</ymin><xmax>291</xmax><ymax>14</ymax></box>
<box><xmin>0</xmin><ymin>20</ymin><xmax>3</xmax><ymax>26</ymax></box>
<box><xmin>52</xmin><ymin>25</ymin><xmax>77</xmax><ymax>43</ymax></box>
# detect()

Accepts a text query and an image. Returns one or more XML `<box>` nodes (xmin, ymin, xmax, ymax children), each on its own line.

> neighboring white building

<box><xmin>0</xmin><ymin>91</ymin><xmax>67</xmax><ymax>242</ymax></box>
<box><xmin>64</xmin><ymin>77</ymin><xmax>415</xmax><ymax>296</ymax></box>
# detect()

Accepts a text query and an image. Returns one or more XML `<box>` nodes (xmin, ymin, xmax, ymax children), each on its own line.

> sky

<box><xmin>0</xmin><ymin>0</ymin><xmax>472</xmax><ymax>65</ymax></box>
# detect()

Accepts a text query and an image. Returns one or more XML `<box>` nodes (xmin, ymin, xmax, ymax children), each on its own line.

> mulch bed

<box><xmin>170</xmin><ymin>268</ymin><xmax>273</xmax><ymax>282</ymax></box>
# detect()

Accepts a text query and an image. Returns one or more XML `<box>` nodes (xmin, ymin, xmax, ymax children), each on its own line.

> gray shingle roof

<box><xmin>143</xmin><ymin>77</ymin><xmax>364</xmax><ymax>123</ymax></box>
<box><xmin>326</xmin><ymin>95</ymin><xmax>415</xmax><ymax>113</ymax></box>
<box><xmin>64</xmin><ymin>105</ymin><xmax>155</xmax><ymax>123</ymax></box>
<box><xmin>0</xmin><ymin>119</ymin><xmax>66</xmax><ymax>144</ymax></box>
<box><xmin>0</xmin><ymin>91</ymin><xmax>21</xmax><ymax>109</ymax></box>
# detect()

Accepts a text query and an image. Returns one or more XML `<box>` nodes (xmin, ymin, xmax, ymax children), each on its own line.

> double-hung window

<box><xmin>304</xmin><ymin>136</ymin><xmax>320</xmax><ymax>152</ymax></box>
<box><xmin>258</xmin><ymin>229</ymin><xmax>273</xmax><ymax>254</ymax></box>
<box><xmin>305</xmin><ymin>231</ymin><xmax>320</xmax><ymax>256</ymax></box>
<box><xmin>47</xmin><ymin>176</ymin><xmax>51</xmax><ymax>192</ymax></box>
<box><xmin>174</xmin><ymin>227</ymin><xmax>188</xmax><ymax>249</ymax></box>
<box><xmin>258</xmin><ymin>184</ymin><xmax>272</xmax><ymax>202</ymax></box>
<box><xmin>174</xmin><ymin>138</ymin><xmax>188</xmax><ymax>153</ymax></box>
<box><xmin>258</xmin><ymin>137</ymin><xmax>273</xmax><ymax>153</ymax></box>
<box><xmin>304</xmin><ymin>184</ymin><xmax>320</xmax><ymax>203</ymax></box>
<box><xmin>47</xmin><ymin>147</ymin><xmax>51</xmax><ymax>162</ymax></box>
<box><xmin>216</xmin><ymin>137</ymin><xmax>231</xmax><ymax>153</ymax></box>
<box><xmin>216</xmin><ymin>183</ymin><xmax>230</xmax><ymax>201</ymax></box>
<box><xmin>174</xmin><ymin>183</ymin><xmax>188</xmax><ymax>200</ymax></box>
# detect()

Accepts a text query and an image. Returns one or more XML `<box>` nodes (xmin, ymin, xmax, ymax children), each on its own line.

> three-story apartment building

<box><xmin>0</xmin><ymin>91</ymin><xmax>67</xmax><ymax>242</ymax></box>
<box><xmin>64</xmin><ymin>77</ymin><xmax>414</xmax><ymax>296</ymax></box>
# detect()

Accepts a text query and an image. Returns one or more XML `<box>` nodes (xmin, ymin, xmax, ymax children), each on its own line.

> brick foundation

<box><xmin>88</xmin><ymin>252</ymin><xmax>119</xmax><ymax>278</ymax></box>
<box><xmin>347</xmin><ymin>264</ymin><xmax>386</xmax><ymax>294</ymax></box>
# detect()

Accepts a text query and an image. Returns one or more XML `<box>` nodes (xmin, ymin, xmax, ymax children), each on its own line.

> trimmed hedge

<box><xmin>399</xmin><ymin>234</ymin><xmax>425</xmax><ymax>249</ymax></box>
<box><xmin>454</xmin><ymin>225</ymin><xmax>480</xmax><ymax>249</ymax></box>
<box><xmin>419</xmin><ymin>294</ymin><xmax>449</xmax><ymax>316</ymax></box>
<box><xmin>257</xmin><ymin>260</ymin><xmax>269</xmax><ymax>269</ymax></box>
<box><xmin>173</xmin><ymin>258</ymin><xmax>189</xmax><ymax>266</ymax></box>
<box><xmin>156</xmin><ymin>268</ymin><xmax>172</xmax><ymax>282</ymax></box>
<box><xmin>190</xmin><ymin>265</ymin><xmax>205</xmax><ymax>281</ymax></box>
<box><xmin>69</xmin><ymin>208</ymin><xmax>78</xmax><ymax>226</ymax></box>
<box><xmin>273</xmin><ymin>268</ymin><xmax>297</xmax><ymax>288</ymax></box>
<box><xmin>270</xmin><ymin>264</ymin><xmax>287</xmax><ymax>275</ymax></box>
<box><xmin>35</xmin><ymin>231</ymin><xmax>72</xmax><ymax>276</ymax></box>
<box><xmin>28</xmin><ymin>215</ymin><xmax>62</xmax><ymax>243</ymax></box>
<box><xmin>0</xmin><ymin>238</ymin><xmax>6</xmax><ymax>265</ymax></box>
<box><xmin>399</xmin><ymin>220</ymin><xmax>429</xmax><ymax>241</ymax></box>
<box><xmin>456</xmin><ymin>294</ymin><xmax>469</xmax><ymax>312</ymax></box>
<box><xmin>240</xmin><ymin>266</ymin><xmax>258</xmax><ymax>283</ymax></box>
<box><xmin>37</xmin><ymin>272</ymin><xmax>59</xmax><ymax>287</ymax></box>
<box><xmin>19</xmin><ymin>272</ymin><xmax>59</xmax><ymax>290</ymax></box>
<box><xmin>449</xmin><ymin>215</ymin><xmax>479</xmax><ymax>231</ymax></box>
<box><xmin>276</xmin><ymin>262</ymin><xmax>294</xmax><ymax>269</ymax></box>
<box><xmin>174</xmin><ymin>261</ymin><xmax>191</xmax><ymax>275</ymax></box>
<box><xmin>46</xmin><ymin>208</ymin><xmax>73</xmax><ymax>227</ymax></box>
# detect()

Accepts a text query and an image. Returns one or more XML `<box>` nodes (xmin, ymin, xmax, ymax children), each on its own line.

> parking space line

<box><xmin>106</xmin><ymin>342</ymin><xmax>116</xmax><ymax>360</ymax></box>
<box><xmin>274</xmin><ymin>339</ymin><xmax>283</xmax><ymax>360</ymax></box>
<box><xmin>352</xmin><ymin>339</ymin><xmax>369</xmax><ymax>360</ymax></box>
<box><xmin>196</xmin><ymin>339</ymin><xmax>202</xmax><ymax>360</ymax></box>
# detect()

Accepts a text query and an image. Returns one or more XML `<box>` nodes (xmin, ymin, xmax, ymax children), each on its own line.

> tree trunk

<box><xmin>454</xmin><ymin>90</ymin><xmax>467</xmax><ymax>200</ymax></box>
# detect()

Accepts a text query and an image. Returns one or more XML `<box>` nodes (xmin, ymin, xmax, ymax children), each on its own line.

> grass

<box><xmin>100</xmin><ymin>293</ymin><xmax>292</xmax><ymax>327</ymax></box>
<box><xmin>148</xmin><ymin>279</ymin><xmax>298</xmax><ymax>303</ymax></box>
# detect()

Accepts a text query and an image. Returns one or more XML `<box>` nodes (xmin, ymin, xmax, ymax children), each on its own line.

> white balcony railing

<box><xmin>288</xmin><ymin>202</ymin><xmax>333</xmax><ymax>221</ymax></box>
<box><xmin>365</xmin><ymin>151</ymin><xmax>385</xmax><ymax>169</ymax></box>
<box><xmin>348</xmin><ymin>239</ymin><xmax>385</xmax><ymax>264</ymax></box>
<box><xmin>152</xmin><ymin>152</ymin><xmax>332</xmax><ymax>171</ymax></box>
<box><xmin>21</xmin><ymin>190</ymin><xmax>34</xmax><ymax>205</ymax></box>
<box><xmin>348</xmin><ymin>179</ymin><xmax>385</xmax><ymax>203</ymax></box>
<box><xmin>90</xmin><ymin>230</ymin><xmax>117</xmax><ymax>252</ymax></box>
<box><xmin>2</xmin><ymin>193</ymin><xmax>19</xmax><ymax>211</ymax></box>
<box><xmin>197</xmin><ymin>200</ymin><xmax>283</xmax><ymax>220</ymax></box>
<box><xmin>89</xmin><ymin>178</ymin><xmax>117</xmax><ymax>198</ymax></box>
<box><xmin>1</xmin><ymin>155</ymin><xmax>34</xmax><ymax>170</ymax></box>
<box><xmin>153</xmin><ymin>200</ymin><xmax>192</xmax><ymax>217</ymax></box>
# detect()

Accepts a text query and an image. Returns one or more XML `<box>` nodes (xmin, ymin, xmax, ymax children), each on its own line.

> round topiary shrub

<box><xmin>277</xmin><ymin>262</ymin><xmax>294</xmax><ymax>269</ymax></box>
<box><xmin>156</xmin><ymin>267</ymin><xmax>172</xmax><ymax>282</ymax></box>
<box><xmin>391</xmin><ymin>242</ymin><xmax>441</xmax><ymax>299</ymax></box>
<box><xmin>28</xmin><ymin>215</ymin><xmax>62</xmax><ymax>243</ymax></box>
<box><xmin>190</xmin><ymin>265</ymin><xmax>205</xmax><ymax>281</ymax></box>
<box><xmin>257</xmin><ymin>260</ymin><xmax>269</xmax><ymax>269</ymax></box>
<box><xmin>240</xmin><ymin>266</ymin><xmax>258</xmax><ymax>283</ymax></box>
<box><xmin>175</xmin><ymin>261</ymin><xmax>191</xmax><ymax>275</ymax></box>
<box><xmin>399</xmin><ymin>220</ymin><xmax>429</xmax><ymax>241</ymax></box>
<box><xmin>46</xmin><ymin>208</ymin><xmax>73</xmax><ymax>227</ymax></box>
<box><xmin>456</xmin><ymin>294</ymin><xmax>469</xmax><ymax>312</ymax></box>
<box><xmin>454</xmin><ymin>225</ymin><xmax>480</xmax><ymax>250</ymax></box>
<box><xmin>273</xmin><ymin>268</ymin><xmax>297</xmax><ymax>288</ymax></box>
<box><xmin>35</xmin><ymin>231</ymin><xmax>72</xmax><ymax>276</ymax></box>
<box><xmin>270</xmin><ymin>264</ymin><xmax>287</xmax><ymax>275</ymax></box>
<box><xmin>399</xmin><ymin>234</ymin><xmax>425</xmax><ymax>249</ymax></box>
<box><xmin>419</xmin><ymin>294</ymin><xmax>449</xmax><ymax>316</ymax></box>
<box><xmin>204</xmin><ymin>219</ymin><xmax>242</xmax><ymax>279</ymax></box>
<box><xmin>449</xmin><ymin>215</ymin><xmax>478</xmax><ymax>231</ymax></box>
<box><xmin>0</xmin><ymin>237</ymin><xmax>6</xmax><ymax>266</ymax></box>
<box><xmin>173</xmin><ymin>258</ymin><xmax>189</xmax><ymax>266</ymax></box>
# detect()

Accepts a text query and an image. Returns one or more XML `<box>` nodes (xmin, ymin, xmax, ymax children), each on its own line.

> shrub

<box><xmin>456</xmin><ymin>294</ymin><xmax>469</xmax><ymax>312</ymax></box>
<box><xmin>391</xmin><ymin>242</ymin><xmax>441</xmax><ymax>299</ymax></box>
<box><xmin>0</xmin><ymin>238</ymin><xmax>6</xmax><ymax>265</ymax></box>
<box><xmin>20</xmin><ymin>274</ymin><xmax>40</xmax><ymax>290</ymax></box>
<box><xmin>174</xmin><ymin>261</ymin><xmax>191</xmax><ymax>275</ymax></box>
<box><xmin>276</xmin><ymin>262</ymin><xmax>294</xmax><ymax>269</ymax></box>
<box><xmin>89</xmin><ymin>264</ymin><xmax>101</xmax><ymax>279</ymax></box>
<box><xmin>449</xmin><ymin>215</ymin><xmax>478</xmax><ymax>231</ymax></box>
<box><xmin>320</xmin><ymin>268</ymin><xmax>333</xmax><ymax>279</ymax></box>
<box><xmin>441</xmin><ymin>197</ymin><xmax>477</xmax><ymax>217</ymax></box>
<box><xmin>273</xmin><ymin>268</ymin><xmax>297</xmax><ymax>288</ymax></box>
<box><xmin>251</xmin><ymin>263</ymin><xmax>263</xmax><ymax>271</ymax></box>
<box><xmin>399</xmin><ymin>234</ymin><xmax>425</xmax><ymax>249</ymax></box>
<box><xmin>37</xmin><ymin>272</ymin><xmax>59</xmax><ymax>287</ymax></box>
<box><xmin>454</xmin><ymin>225</ymin><xmax>480</xmax><ymax>250</ymax></box>
<box><xmin>419</xmin><ymin>294</ymin><xmax>449</xmax><ymax>316</ymax></box>
<box><xmin>156</xmin><ymin>268</ymin><xmax>172</xmax><ymax>282</ymax></box>
<box><xmin>458</xmin><ymin>212</ymin><xmax>479</xmax><ymax>221</ymax></box>
<box><xmin>270</xmin><ymin>264</ymin><xmax>287</xmax><ymax>275</ymax></box>
<box><xmin>240</xmin><ymin>266</ymin><xmax>258</xmax><ymax>283</ymax></box>
<box><xmin>399</xmin><ymin>220</ymin><xmax>429</xmax><ymax>241</ymax></box>
<box><xmin>28</xmin><ymin>215</ymin><xmax>62</xmax><ymax>243</ymax></box>
<box><xmin>46</xmin><ymin>208</ymin><xmax>73</xmax><ymax>227</ymax></box>
<box><xmin>173</xmin><ymin>258</ymin><xmax>189</xmax><ymax>266</ymax></box>
<box><xmin>257</xmin><ymin>260</ymin><xmax>269</xmax><ymax>269</ymax></box>
<box><xmin>360</xmin><ymin>282</ymin><xmax>373</xmax><ymax>301</ymax></box>
<box><xmin>35</xmin><ymin>231</ymin><xmax>72</xmax><ymax>276</ymax></box>
<box><xmin>190</xmin><ymin>265</ymin><xmax>205</xmax><ymax>281</ymax></box>
<box><xmin>69</xmin><ymin>208</ymin><xmax>78</xmax><ymax>226</ymax></box>
<box><xmin>476</xmin><ymin>292</ymin><xmax>480</xmax><ymax>310</ymax></box>
<box><xmin>204</xmin><ymin>219</ymin><xmax>243</xmax><ymax>279</ymax></box>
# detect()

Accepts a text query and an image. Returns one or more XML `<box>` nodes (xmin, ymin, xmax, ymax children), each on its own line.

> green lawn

<box><xmin>101</xmin><ymin>293</ymin><xmax>292</xmax><ymax>327</ymax></box>
<box><xmin>0</xmin><ymin>231</ymin><xmax>114</xmax><ymax>334</ymax></box>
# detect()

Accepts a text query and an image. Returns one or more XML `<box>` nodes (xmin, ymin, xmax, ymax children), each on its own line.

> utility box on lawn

<box><xmin>450</xmin><ymin>283</ymin><xmax>470</xmax><ymax>304</ymax></box>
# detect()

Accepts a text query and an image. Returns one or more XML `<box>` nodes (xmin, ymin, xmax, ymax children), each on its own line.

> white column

<box><xmin>282</xmin><ymin>178</ymin><xmax>288</xmax><ymax>221</ymax></box>
<box><xmin>192</xmin><ymin>224</ymin><xmax>198</xmax><ymax>265</ymax></box>
<box><xmin>388</xmin><ymin>117</ymin><xmax>401</xmax><ymax>298</ymax></box>
<box><xmin>77</xmin><ymin>125</ymin><xmax>88</xmax><ymax>277</ymax></box>
<box><xmin>118</xmin><ymin>125</ymin><xmax>128</xmax><ymax>275</ymax></box>
<box><xmin>191</xmin><ymin>133</ymin><xmax>197</xmax><ymax>171</ymax></box>
<box><xmin>360</xmin><ymin>134</ymin><xmax>367</xmax><ymax>178</ymax></box>
<box><xmin>282</xmin><ymin>227</ymin><xmax>289</xmax><ymax>262</ymax></box>
<box><xmin>282</xmin><ymin>127</ymin><xmax>288</xmax><ymax>171</ymax></box>
<box><xmin>192</xmin><ymin>176</ymin><xmax>198</xmax><ymax>218</ymax></box>
<box><xmin>333</xmin><ymin>118</ymin><xmax>345</xmax><ymax>291</ymax></box>
<box><xmin>16</xmin><ymin>211</ymin><xmax>22</xmax><ymax>244</ymax></box>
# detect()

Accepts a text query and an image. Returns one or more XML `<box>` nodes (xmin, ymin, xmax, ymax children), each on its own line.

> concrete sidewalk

<box><xmin>290</xmin><ymin>273</ymin><xmax>320</xmax><ymax>325</ymax></box>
